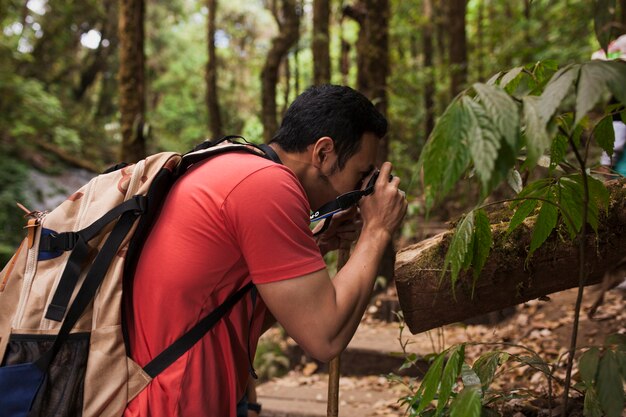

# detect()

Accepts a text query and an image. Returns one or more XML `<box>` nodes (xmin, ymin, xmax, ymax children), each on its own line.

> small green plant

<box><xmin>394</xmin><ymin>336</ymin><xmax>626</xmax><ymax>417</ymax></box>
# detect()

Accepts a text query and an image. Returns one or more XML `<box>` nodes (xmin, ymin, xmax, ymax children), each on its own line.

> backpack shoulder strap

<box><xmin>142</xmin><ymin>282</ymin><xmax>254</xmax><ymax>378</ymax></box>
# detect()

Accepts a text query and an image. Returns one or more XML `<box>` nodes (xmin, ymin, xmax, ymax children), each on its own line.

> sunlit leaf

<box><xmin>486</xmin><ymin>71</ymin><xmax>502</xmax><ymax>86</ymax></box>
<box><xmin>507</xmin><ymin>169</ymin><xmax>523</xmax><ymax>194</ymax></box>
<box><xmin>472</xmin><ymin>209</ymin><xmax>492</xmax><ymax>281</ymax></box>
<box><xmin>576</xmin><ymin>61</ymin><xmax>614</xmax><ymax>125</ymax></box>
<box><xmin>461</xmin><ymin>363</ymin><xmax>482</xmax><ymax>392</ymax></box>
<box><xmin>579</xmin><ymin>347</ymin><xmax>601</xmax><ymax>386</ymax></box>
<box><xmin>538</xmin><ymin>65</ymin><xmax>579</xmax><ymax>122</ymax></box>
<box><xmin>473</xmin><ymin>83</ymin><xmax>520</xmax><ymax>149</ymax></box>
<box><xmin>473</xmin><ymin>351</ymin><xmax>506</xmax><ymax>390</ymax></box>
<box><xmin>463</xmin><ymin>97</ymin><xmax>502</xmax><ymax>189</ymax></box>
<box><xmin>443</xmin><ymin>211</ymin><xmax>475</xmax><ymax>292</ymax></box>
<box><xmin>449</xmin><ymin>387</ymin><xmax>481</xmax><ymax>417</ymax></box>
<box><xmin>597</xmin><ymin>350</ymin><xmax>625</xmax><ymax>417</ymax></box>
<box><xmin>529</xmin><ymin>195</ymin><xmax>558</xmax><ymax>256</ymax></box>
<box><xmin>500</xmin><ymin>66</ymin><xmax>524</xmax><ymax>89</ymax></box>
<box><xmin>508</xmin><ymin>199</ymin><xmax>539</xmax><ymax>235</ymax></box>
<box><xmin>523</xmin><ymin>96</ymin><xmax>552</xmax><ymax>168</ymax></box>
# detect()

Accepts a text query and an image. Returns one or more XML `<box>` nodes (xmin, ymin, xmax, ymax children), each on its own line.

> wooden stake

<box><xmin>327</xmin><ymin>248</ymin><xmax>350</xmax><ymax>417</ymax></box>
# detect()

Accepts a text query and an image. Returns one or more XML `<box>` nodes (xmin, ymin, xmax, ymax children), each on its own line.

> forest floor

<box><xmin>256</xmin><ymin>283</ymin><xmax>626</xmax><ymax>416</ymax></box>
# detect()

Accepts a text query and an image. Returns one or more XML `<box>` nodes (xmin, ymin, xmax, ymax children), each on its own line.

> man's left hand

<box><xmin>312</xmin><ymin>206</ymin><xmax>362</xmax><ymax>255</ymax></box>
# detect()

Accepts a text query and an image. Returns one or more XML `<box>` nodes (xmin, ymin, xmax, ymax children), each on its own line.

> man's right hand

<box><xmin>358</xmin><ymin>161</ymin><xmax>407</xmax><ymax>241</ymax></box>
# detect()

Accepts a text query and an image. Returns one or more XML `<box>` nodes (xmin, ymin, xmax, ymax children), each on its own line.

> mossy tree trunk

<box><xmin>118</xmin><ymin>0</ymin><xmax>146</xmax><ymax>163</ymax></box>
<box><xmin>206</xmin><ymin>0</ymin><xmax>223</xmax><ymax>139</ymax></box>
<box><xmin>261</xmin><ymin>0</ymin><xmax>300</xmax><ymax>143</ymax></box>
<box><xmin>395</xmin><ymin>181</ymin><xmax>626</xmax><ymax>335</ymax></box>
<box><xmin>312</xmin><ymin>0</ymin><xmax>330</xmax><ymax>85</ymax></box>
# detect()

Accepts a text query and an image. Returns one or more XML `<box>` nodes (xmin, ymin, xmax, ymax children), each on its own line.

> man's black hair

<box><xmin>270</xmin><ymin>85</ymin><xmax>387</xmax><ymax>169</ymax></box>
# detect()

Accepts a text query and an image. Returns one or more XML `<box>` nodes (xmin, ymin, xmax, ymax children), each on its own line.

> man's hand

<box><xmin>358</xmin><ymin>162</ymin><xmax>407</xmax><ymax>240</ymax></box>
<box><xmin>312</xmin><ymin>206</ymin><xmax>362</xmax><ymax>255</ymax></box>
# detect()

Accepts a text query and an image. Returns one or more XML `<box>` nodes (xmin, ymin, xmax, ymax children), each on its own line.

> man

<box><xmin>124</xmin><ymin>85</ymin><xmax>407</xmax><ymax>416</ymax></box>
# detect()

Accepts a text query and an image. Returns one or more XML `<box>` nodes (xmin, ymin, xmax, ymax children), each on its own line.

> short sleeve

<box><xmin>221</xmin><ymin>165</ymin><xmax>326</xmax><ymax>284</ymax></box>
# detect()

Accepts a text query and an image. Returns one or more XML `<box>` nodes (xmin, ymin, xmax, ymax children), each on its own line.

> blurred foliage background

<box><xmin>0</xmin><ymin>0</ymin><xmax>621</xmax><ymax>264</ymax></box>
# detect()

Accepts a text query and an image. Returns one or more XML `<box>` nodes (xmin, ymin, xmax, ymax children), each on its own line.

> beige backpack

<box><xmin>0</xmin><ymin>137</ymin><xmax>274</xmax><ymax>417</ymax></box>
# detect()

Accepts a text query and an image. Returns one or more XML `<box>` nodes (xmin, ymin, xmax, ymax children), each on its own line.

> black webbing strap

<box><xmin>44</xmin><ymin>196</ymin><xmax>147</xmax><ymax>322</ymax></box>
<box><xmin>36</xmin><ymin>210</ymin><xmax>140</xmax><ymax>371</ymax></box>
<box><xmin>39</xmin><ymin>197</ymin><xmax>147</xmax><ymax>252</ymax></box>
<box><xmin>143</xmin><ymin>282</ymin><xmax>254</xmax><ymax>378</ymax></box>
<box><xmin>257</xmin><ymin>144</ymin><xmax>282</xmax><ymax>165</ymax></box>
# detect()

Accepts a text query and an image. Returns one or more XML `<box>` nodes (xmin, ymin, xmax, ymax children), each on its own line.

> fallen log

<box><xmin>395</xmin><ymin>180</ymin><xmax>626</xmax><ymax>335</ymax></box>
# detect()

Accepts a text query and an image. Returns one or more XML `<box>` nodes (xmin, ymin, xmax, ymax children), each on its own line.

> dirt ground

<box><xmin>258</xmin><ymin>283</ymin><xmax>625</xmax><ymax>416</ymax></box>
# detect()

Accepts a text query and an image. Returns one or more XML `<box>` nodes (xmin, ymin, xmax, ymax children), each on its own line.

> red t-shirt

<box><xmin>124</xmin><ymin>152</ymin><xmax>326</xmax><ymax>417</ymax></box>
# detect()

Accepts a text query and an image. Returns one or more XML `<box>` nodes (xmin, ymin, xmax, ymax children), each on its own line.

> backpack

<box><xmin>0</xmin><ymin>136</ymin><xmax>279</xmax><ymax>417</ymax></box>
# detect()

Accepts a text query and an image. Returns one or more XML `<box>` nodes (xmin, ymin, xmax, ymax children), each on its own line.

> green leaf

<box><xmin>529</xmin><ymin>196</ymin><xmax>558</xmax><ymax>256</ymax></box>
<box><xmin>516</xmin><ymin>354</ymin><xmax>552</xmax><ymax>375</ymax></box>
<box><xmin>558</xmin><ymin>177</ymin><xmax>585</xmax><ymax>238</ymax></box>
<box><xmin>473</xmin><ymin>351</ymin><xmax>506</xmax><ymax>390</ymax></box>
<box><xmin>599</xmin><ymin>61</ymin><xmax>626</xmax><ymax>108</ymax></box>
<box><xmin>587</xmin><ymin>174</ymin><xmax>610</xmax><ymax>210</ymax></box>
<box><xmin>461</xmin><ymin>363</ymin><xmax>482</xmax><ymax>392</ymax></box>
<box><xmin>576</xmin><ymin>61</ymin><xmax>615</xmax><ymax>125</ymax></box>
<box><xmin>507</xmin><ymin>169</ymin><xmax>523</xmax><ymax>194</ymax></box>
<box><xmin>500</xmin><ymin>66</ymin><xmax>524</xmax><ymax>89</ymax></box>
<box><xmin>605</xmin><ymin>334</ymin><xmax>626</xmax><ymax>350</ymax></box>
<box><xmin>486</xmin><ymin>71</ymin><xmax>502</xmax><ymax>86</ymax></box>
<box><xmin>584</xmin><ymin>386</ymin><xmax>604</xmax><ymax>417</ymax></box>
<box><xmin>419</xmin><ymin>99</ymin><xmax>471</xmax><ymax>209</ymax></box>
<box><xmin>508</xmin><ymin>199</ymin><xmax>539</xmax><ymax>235</ymax></box>
<box><xmin>579</xmin><ymin>347</ymin><xmax>601</xmax><ymax>386</ymax></box>
<box><xmin>443</xmin><ymin>211</ymin><xmax>475</xmax><ymax>291</ymax></box>
<box><xmin>472</xmin><ymin>209</ymin><xmax>492</xmax><ymax>281</ymax></box>
<box><xmin>436</xmin><ymin>346</ymin><xmax>464</xmax><ymax>416</ymax></box>
<box><xmin>463</xmin><ymin>97</ymin><xmax>502</xmax><ymax>189</ymax></box>
<box><xmin>449</xmin><ymin>387</ymin><xmax>481</xmax><ymax>417</ymax></box>
<box><xmin>523</xmin><ymin>96</ymin><xmax>552</xmax><ymax>168</ymax></box>
<box><xmin>550</xmin><ymin>133</ymin><xmax>569</xmax><ymax>172</ymax></box>
<box><xmin>597</xmin><ymin>350</ymin><xmax>625</xmax><ymax>417</ymax></box>
<box><xmin>415</xmin><ymin>352</ymin><xmax>446</xmax><ymax>414</ymax></box>
<box><xmin>538</xmin><ymin>65</ymin><xmax>579</xmax><ymax>122</ymax></box>
<box><xmin>594</xmin><ymin>115</ymin><xmax>615</xmax><ymax>156</ymax></box>
<box><xmin>473</xmin><ymin>83</ymin><xmax>520</xmax><ymax>150</ymax></box>
<box><xmin>594</xmin><ymin>0</ymin><xmax>618</xmax><ymax>53</ymax></box>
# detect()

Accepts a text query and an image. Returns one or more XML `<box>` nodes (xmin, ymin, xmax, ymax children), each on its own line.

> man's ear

<box><xmin>311</xmin><ymin>137</ymin><xmax>335</xmax><ymax>168</ymax></box>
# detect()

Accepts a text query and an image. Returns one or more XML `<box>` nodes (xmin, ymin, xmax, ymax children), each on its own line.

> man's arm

<box><xmin>256</xmin><ymin>163</ymin><xmax>406</xmax><ymax>362</ymax></box>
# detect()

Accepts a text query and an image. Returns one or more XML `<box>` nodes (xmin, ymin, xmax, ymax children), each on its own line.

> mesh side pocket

<box><xmin>2</xmin><ymin>333</ymin><xmax>90</xmax><ymax>417</ymax></box>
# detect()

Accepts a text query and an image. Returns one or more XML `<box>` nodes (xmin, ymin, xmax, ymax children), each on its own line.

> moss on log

<box><xmin>395</xmin><ymin>180</ymin><xmax>626</xmax><ymax>334</ymax></box>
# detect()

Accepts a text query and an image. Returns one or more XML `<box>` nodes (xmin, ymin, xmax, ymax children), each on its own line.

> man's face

<box><xmin>315</xmin><ymin>132</ymin><xmax>379</xmax><ymax>207</ymax></box>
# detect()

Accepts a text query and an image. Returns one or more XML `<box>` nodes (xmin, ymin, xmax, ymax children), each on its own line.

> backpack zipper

<box><xmin>12</xmin><ymin>211</ymin><xmax>45</xmax><ymax>328</ymax></box>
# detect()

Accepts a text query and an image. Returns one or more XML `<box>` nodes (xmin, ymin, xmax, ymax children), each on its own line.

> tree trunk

<box><xmin>621</xmin><ymin>0</ymin><xmax>626</xmax><ymax>33</ymax></box>
<box><xmin>448</xmin><ymin>0</ymin><xmax>467</xmax><ymax>97</ymax></box>
<box><xmin>475</xmin><ymin>0</ymin><xmax>484</xmax><ymax>81</ymax></box>
<box><xmin>206</xmin><ymin>0</ymin><xmax>223</xmax><ymax>139</ymax></box>
<box><xmin>313</xmin><ymin>0</ymin><xmax>331</xmax><ymax>85</ymax></box>
<box><xmin>261</xmin><ymin>0</ymin><xmax>300</xmax><ymax>143</ymax></box>
<box><xmin>118</xmin><ymin>0</ymin><xmax>146</xmax><ymax>162</ymax></box>
<box><xmin>395</xmin><ymin>180</ymin><xmax>626</xmax><ymax>335</ymax></box>
<box><xmin>423</xmin><ymin>0</ymin><xmax>435</xmax><ymax>138</ymax></box>
<box><xmin>345</xmin><ymin>0</ymin><xmax>393</xmax><ymax>283</ymax></box>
